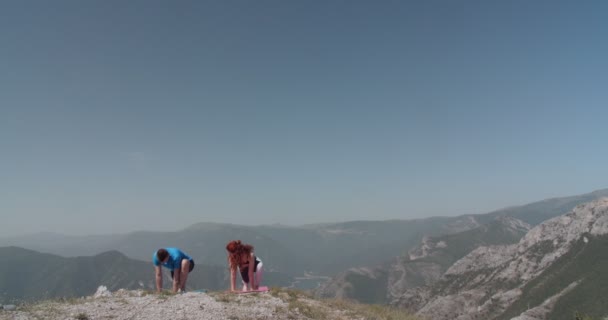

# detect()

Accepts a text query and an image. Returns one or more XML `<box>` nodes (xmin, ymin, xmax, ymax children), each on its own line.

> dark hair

<box><xmin>157</xmin><ymin>248</ymin><xmax>169</xmax><ymax>262</ymax></box>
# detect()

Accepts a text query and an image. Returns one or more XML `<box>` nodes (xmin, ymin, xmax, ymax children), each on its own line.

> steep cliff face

<box><xmin>315</xmin><ymin>266</ymin><xmax>390</xmax><ymax>304</ymax></box>
<box><xmin>387</xmin><ymin>216</ymin><xmax>531</xmax><ymax>302</ymax></box>
<box><xmin>317</xmin><ymin>216</ymin><xmax>529</xmax><ymax>304</ymax></box>
<box><xmin>408</xmin><ymin>216</ymin><xmax>530</xmax><ymax>261</ymax></box>
<box><xmin>394</xmin><ymin>198</ymin><xmax>608</xmax><ymax>320</ymax></box>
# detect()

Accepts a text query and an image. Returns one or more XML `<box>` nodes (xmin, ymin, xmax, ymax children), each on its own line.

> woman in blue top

<box><xmin>153</xmin><ymin>247</ymin><xmax>195</xmax><ymax>293</ymax></box>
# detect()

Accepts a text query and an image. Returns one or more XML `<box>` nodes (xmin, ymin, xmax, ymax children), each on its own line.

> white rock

<box><xmin>3</xmin><ymin>304</ymin><xmax>16</xmax><ymax>311</ymax></box>
<box><xmin>93</xmin><ymin>285</ymin><xmax>112</xmax><ymax>298</ymax></box>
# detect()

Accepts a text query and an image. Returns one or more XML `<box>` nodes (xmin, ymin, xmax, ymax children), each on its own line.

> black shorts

<box><xmin>240</xmin><ymin>258</ymin><xmax>260</xmax><ymax>284</ymax></box>
<box><xmin>170</xmin><ymin>259</ymin><xmax>195</xmax><ymax>279</ymax></box>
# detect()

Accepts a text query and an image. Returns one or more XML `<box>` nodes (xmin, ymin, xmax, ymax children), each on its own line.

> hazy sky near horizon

<box><xmin>1</xmin><ymin>1</ymin><xmax>607</xmax><ymax>236</ymax></box>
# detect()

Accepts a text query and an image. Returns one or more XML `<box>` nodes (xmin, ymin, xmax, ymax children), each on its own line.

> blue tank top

<box><xmin>152</xmin><ymin>248</ymin><xmax>192</xmax><ymax>270</ymax></box>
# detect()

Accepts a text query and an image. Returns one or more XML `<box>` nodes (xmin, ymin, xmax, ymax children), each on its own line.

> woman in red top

<box><xmin>226</xmin><ymin>240</ymin><xmax>264</xmax><ymax>292</ymax></box>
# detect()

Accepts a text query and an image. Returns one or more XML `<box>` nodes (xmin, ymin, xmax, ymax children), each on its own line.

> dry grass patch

<box><xmin>209</xmin><ymin>291</ymin><xmax>240</xmax><ymax>304</ymax></box>
<box><xmin>327</xmin><ymin>298</ymin><xmax>421</xmax><ymax>320</ymax></box>
<box><xmin>271</xmin><ymin>287</ymin><xmax>312</xmax><ymax>303</ymax></box>
<box><xmin>288</xmin><ymin>299</ymin><xmax>328</xmax><ymax>319</ymax></box>
<box><xmin>268</xmin><ymin>287</ymin><xmax>421</xmax><ymax>320</ymax></box>
<box><xmin>15</xmin><ymin>300</ymin><xmax>69</xmax><ymax>320</ymax></box>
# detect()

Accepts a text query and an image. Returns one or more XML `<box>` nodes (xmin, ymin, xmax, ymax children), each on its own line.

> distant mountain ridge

<box><xmin>473</xmin><ymin>188</ymin><xmax>608</xmax><ymax>225</ymax></box>
<box><xmin>0</xmin><ymin>218</ymin><xmax>464</xmax><ymax>277</ymax></box>
<box><xmin>0</xmin><ymin>247</ymin><xmax>148</xmax><ymax>304</ymax></box>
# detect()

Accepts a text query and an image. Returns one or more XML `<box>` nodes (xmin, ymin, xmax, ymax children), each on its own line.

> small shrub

<box><xmin>74</xmin><ymin>313</ymin><xmax>89</xmax><ymax>320</ymax></box>
<box><xmin>210</xmin><ymin>292</ymin><xmax>238</xmax><ymax>304</ymax></box>
<box><xmin>327</xmin><ymin>298</ymin><xmax>420</xmax><ymax>320</ymax></box>
<box><xmin>269</xmin><ymin>287</ymin><xmax>281</xmax><ymax>297</ymax></box>
<box><xmin>574</xmin><ymin>312</ymin><xmax>595</xmax><ymax>320</ymax></box>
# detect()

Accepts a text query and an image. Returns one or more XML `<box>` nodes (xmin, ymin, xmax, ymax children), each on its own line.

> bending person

<box><xmin>153</xmin><ymin>247</ymin><xmax>195</xmax><ymax>293</ymax></box>
<box><xmin>226</xmin><ymin>240</ymin><xmax>264</xmax><ymax>292</ymax></box>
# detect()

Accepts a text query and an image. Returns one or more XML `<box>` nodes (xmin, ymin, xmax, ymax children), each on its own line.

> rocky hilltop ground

<box><xmin>1</xmin><ymin>286</ymin><xmax>419</xmax><ymax>320</ymax></box>
<box><xmin>393</xmin><ymin>198</ymin><xmax>608</xmax><ymax>320</ymax></box>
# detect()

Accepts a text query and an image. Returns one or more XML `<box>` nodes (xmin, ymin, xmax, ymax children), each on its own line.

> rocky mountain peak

<box><xmin>400</xmin><ymin>198</ymin><xmax>608</xmax><ymax>320</ymax></box>
<box><xmin>519</xmin><ymin>197</ymin><xmax>608</xmax><ymax>247</ymax></box>
<box><xmin>446</xmin><ymin>198</ymin><xmax>608</xmax><ymax>278</ymax></box>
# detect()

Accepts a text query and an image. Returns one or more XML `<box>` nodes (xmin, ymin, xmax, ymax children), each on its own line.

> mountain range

<box><xmin>4</xmin><ymin>189</ymin><xmax>607</xmax><ymax>278</ymax></box>
<box><xmin>0</xmin><ymin>219</ymin><xmax>460</xmax><ymax>277</ymax></box>
<box><xmin>313</xmin><ymin>189</ymin><xmax>608</xmax><ymax>301</ymax></box>
<box><xmin>2</xmin><ymin>188</ymin><xmax>608</xmax><ymax>317</ymax></box>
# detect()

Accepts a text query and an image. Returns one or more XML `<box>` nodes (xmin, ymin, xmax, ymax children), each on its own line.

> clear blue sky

<box><xmin>1</xmin><ymin>0</ymin><xmax>607</xmax><ymax>236</ymax></box>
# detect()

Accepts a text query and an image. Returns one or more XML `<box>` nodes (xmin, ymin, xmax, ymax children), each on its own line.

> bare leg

<box><xmin>172</xmin><ymin>270</ymin><xmax>181</xmax><ymax>293</ymax></box>
<box><xmin>179</xmin><ymin>259</ymin><xmax>190</xmax><ymax>291</ymax></box>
